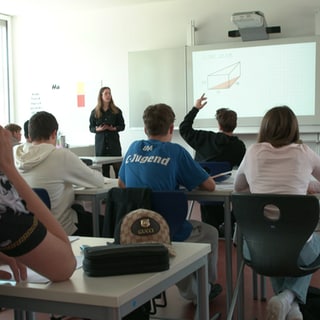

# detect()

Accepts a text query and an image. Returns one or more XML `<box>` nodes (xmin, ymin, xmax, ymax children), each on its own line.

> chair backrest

<box><xmin>199</xmin><ymin>161</ymin><xmax>232</xmax><ymax>182</ymax></box>
<box><xmin>33</xmin><ymin>188</ymin><xmax>51</xmax><ymax>209</ymax></box>
<box><xmin>232</xmin><ymin>192</ymin><xmax>320</xmax><ymax>277</ymax></box>
<box><xmin>151</xmin><ymin>191</ymin><xmax>191</xmax><ymax>241</ymax></box>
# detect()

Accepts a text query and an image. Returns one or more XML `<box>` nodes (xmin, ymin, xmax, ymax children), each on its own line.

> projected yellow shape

<box><xmin>207</xmin><ymin>62</ymin><xmax>241</xmax><ymax>90</ymax></box>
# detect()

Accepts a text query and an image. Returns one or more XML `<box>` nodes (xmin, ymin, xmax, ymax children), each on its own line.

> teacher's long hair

<box><xmin>95</xmin><ymin>86</ymin><xmax>119</xmax><ymax>119</ymax></box>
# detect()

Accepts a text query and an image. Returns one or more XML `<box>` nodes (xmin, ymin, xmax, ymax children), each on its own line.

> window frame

<box><xmin>0</xmin><ymin>14</ymin><xmax>13</xmax><ymax>124</ymax></box>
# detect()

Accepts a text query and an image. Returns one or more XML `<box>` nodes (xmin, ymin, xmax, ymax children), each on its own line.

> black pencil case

<box><xmin>82</xmin><ymin>243</ymin><xmax>170</xmax><ymax>277</ymax></box>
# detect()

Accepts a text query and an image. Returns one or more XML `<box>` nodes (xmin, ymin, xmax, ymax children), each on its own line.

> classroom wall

<box><xmin>8</xmin><ymin>0</ymin><xmax>320</xmax><ymax>154</ymax></box>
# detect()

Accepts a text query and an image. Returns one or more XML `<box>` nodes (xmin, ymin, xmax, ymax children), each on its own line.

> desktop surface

<box><xmin>0</xmin><ymin>237</ymin><xmax>210</xmax><ymax>319</ymax></box>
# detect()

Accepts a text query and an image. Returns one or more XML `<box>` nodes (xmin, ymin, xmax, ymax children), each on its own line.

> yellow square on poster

<box><xmin>77</xmin><ymin>82</ymin><xmax>85</xmax><ymax>95</ymax></box>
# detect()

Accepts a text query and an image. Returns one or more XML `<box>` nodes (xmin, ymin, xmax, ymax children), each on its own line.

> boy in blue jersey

<box><xmin>118</xmin><ymin>103</ymin><xmax>221</xmax><ymax>304</ymax></box>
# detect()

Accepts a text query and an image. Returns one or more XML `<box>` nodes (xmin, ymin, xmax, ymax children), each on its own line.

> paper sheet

<box><xmin>0</xmin><ymin>256</ymin><xmax>83</xmax><ymax>284</ymax></box>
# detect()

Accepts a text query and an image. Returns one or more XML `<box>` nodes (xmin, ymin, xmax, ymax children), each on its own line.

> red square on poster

<box><xmin>77</xmin><ymin>95</ymin><xmax>85</xmax><ymax>107</ymax></box>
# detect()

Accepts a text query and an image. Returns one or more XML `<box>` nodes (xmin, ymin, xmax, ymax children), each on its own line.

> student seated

<box><xmin>179</xmin><ymin>93</ymin><xmax>246</xmax><ymax>235</ymax></box>
<box><xmin>14</xmin><ymin>111</ymin><xmax>105</xmax><ymax>236</ymax></box>
<box><xmin>234</xmin><ymin>105</ymin><xmax>320</xmax><ymax>320</ymax></box>
<box><xmin>118</xmin><ymin>103</ymin><xmax>222</xmax><ymax>304</ymax></box>
<box><xmin>0</xmin><ymin>125</ymin><xmax>76</xmax><ymax>282</ymax></box>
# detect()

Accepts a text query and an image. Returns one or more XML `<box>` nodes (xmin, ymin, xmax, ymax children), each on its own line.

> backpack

<box><xmin>299</xmin><ymin>286</ymin><xmax>320</xmax><ymax>320</ymax></box>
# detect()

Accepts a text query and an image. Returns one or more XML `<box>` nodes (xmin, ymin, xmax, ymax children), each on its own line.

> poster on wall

<box><xmin>27</xmin><ymin>80</ymin><xmax>107</xmax><ymax>146</ymax></box>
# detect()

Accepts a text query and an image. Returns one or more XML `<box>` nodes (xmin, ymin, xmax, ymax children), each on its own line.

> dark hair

<box><xmin>257</xmin><ymin>106</ymin><xmax>301</xmax><ymax>147</ymax></box>
<box><xmin>215</xmin><ymin>108</ymin><xmax>237</xmax><ymax>132</ymax></box>
<box><xmin>143</xmin><ymin>103</ymin><xmax>175</xmax><ymax>136</ymax></box>
<box><xmin>23</xmin><ymin>120</ymin><xmax>29</xmax><ymax>140</ymax></box>
<box><xmin>29</xmin><ymin>111</ymin><xmax>59</xmax><ymax>141</ymax></box>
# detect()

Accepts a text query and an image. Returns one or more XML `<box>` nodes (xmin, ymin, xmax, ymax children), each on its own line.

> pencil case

<box><xmin>82</xmin><ymin>243</ymin><xmax>170</xmax><ymax>277</ymax></box>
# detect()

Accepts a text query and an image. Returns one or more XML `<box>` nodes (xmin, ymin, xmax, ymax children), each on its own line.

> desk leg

<box><xmin>236</xmin><ymin>228</ymin><xmax>245</xmax><ymax>320</ymax></box>
<box><xmin>224</xmin><ymin>196</ymin><xmax>232</xmax><ymax>312</ymax></box>
<box><xmin>92</xmin><ymin>198</ymin><xmax>101</xmax><ymax>237</ymax></box>
<box><xmin>195</xmin><ymin>260</ymin><xmax>209</xmax><ymax>320</ymax></box>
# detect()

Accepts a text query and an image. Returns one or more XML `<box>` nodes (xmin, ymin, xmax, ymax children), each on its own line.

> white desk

<box><xmin>79</xmin><ymin>156</ymin><xmax>123</xmax><ymax>172</ymax></box>
<box><xmin>75</xmin><ymin>177</ymin><xmax>235</xmax><ymax>314</ymax></box>
<box><xmin>79</xmin><ymin>156</ymin><xmax>123</xmax><ymax>165</ymax></box>
<box><xmin>0</xmin><ymin>237</ymin><xmax>211</xmax><ymax>320</ymax></box>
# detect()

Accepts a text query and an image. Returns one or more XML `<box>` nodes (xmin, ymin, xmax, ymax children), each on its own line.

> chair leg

<box><xmin>210</xmin><ymin>312</ymin><xmax>221</xmax><ymax>320</ymax></box>
<box><xmin>253</xmin><ymin>271</ymin><xmax>267</xmax><ymax>301</ymax></box>
<box><xmin>260</xmin><ymin>275</ymin><xmax>266</xmax><ymax>301</ymax></box>
<box><xmin>252</xmin><ymin>270</ymin><xmax>258</xmax><ymax>300</ymax></box>
<box><xmin>187</xmin><ymin>200</ymin><xmax>195</xmax><ymax>220</ymax></box>
<box><xmin>226</xmin><ymin>260</ymin><xmax>245</xmax><ymax>320</ymax></box>
<box><xmin>149</xmin><ymin>291</ymin><xmax>167</xmax><ymax>315</ymax></box>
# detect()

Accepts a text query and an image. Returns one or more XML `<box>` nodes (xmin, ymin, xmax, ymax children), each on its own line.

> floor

<box><xmin>1</xmin><ymin>202</ymin><xmax>320</xmax><ymax>320</ymax></box>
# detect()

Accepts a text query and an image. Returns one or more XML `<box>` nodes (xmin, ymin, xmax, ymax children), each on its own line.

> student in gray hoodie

<box><xmin>14</xmin><ymin>111</ymin><xmax>105</xmax><ymax>236</ymax></box>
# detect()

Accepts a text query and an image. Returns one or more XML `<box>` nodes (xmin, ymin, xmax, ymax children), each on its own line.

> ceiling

<box><xmin>0</xmin><ymin>0</ymin><xmax>172</xmax><ymax>15</ymax></box>
<box><xmin>0</xmin><ymin>0</ymin><xmax>319</xmax><ymax>17</ymax></box>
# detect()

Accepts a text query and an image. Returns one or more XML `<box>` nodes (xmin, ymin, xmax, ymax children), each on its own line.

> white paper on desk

<box><xmin>0</xmin><ymin>256</ymin><xmax>83</xmax><ymax>284</ymax></box>
<box><xmin>211</xmin><ymin>171</ymin><xmax>233</xmax><ymax>179</ymax></box>
<box><xmin>68</xmin><ymin>235</ymin><xmax>79</xmax><ymax>243</ymax></box>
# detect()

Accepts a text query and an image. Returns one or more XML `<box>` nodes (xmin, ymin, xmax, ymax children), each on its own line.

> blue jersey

<box><xmin>119</xmin><ymin>139</ymin><xmax>209</xmax><ymax>191</ymax></box>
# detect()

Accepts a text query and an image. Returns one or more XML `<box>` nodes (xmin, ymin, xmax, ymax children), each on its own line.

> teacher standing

<box><xmin>89</xmin><ymin>86</ymin><xmax>125</xmax><ymax>177</ymax></box>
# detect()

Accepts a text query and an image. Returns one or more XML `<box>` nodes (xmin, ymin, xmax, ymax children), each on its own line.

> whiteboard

<box><xmin>186</xmin><ymin>36</ymin><xmax>320</xmax><ymax>130</ymax></box>
<box><xmin>128</xmin><ymin>47</ymin><xmax>187</xmax><ymax>128</ymax></box>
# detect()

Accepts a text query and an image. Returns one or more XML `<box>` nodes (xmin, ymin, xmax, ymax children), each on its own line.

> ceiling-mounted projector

<box><xmin>231</xmin><ymin>11</ymin><xmax>265</xmax><ymax>29</ymax></box>
<box><xmin>229</xmin><ymin>11</ymin><xmax>281</xmax><ymax>41</ymax></box>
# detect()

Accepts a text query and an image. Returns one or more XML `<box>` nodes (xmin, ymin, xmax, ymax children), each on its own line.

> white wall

<box><xmin>8</xmin><ymin>0</ymin><xmax>320</xmax><ymax>154</ymax></box>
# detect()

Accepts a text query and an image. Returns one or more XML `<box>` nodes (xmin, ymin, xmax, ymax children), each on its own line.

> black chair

<box><xmin>102</xmin><ymin>187</ymin><xmax>152</xmax><ymax>237</ymax></box>
<box><xmin>33</xmin><ymin>187</ymin><xmax>51</xmax><ymax>209</ymax></box>
<box><xmin>227</xmin><ymin>193</ymin><xmax>320</xmax><ymax>320</ymax></box>
<box><xmin>101</xmin><ymin>187</ymin><xmax>169</xmax><ymax>317</ymax></box>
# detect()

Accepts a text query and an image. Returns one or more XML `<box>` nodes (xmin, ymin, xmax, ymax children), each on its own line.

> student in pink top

<box><xmin>234</xmin><ymin>106</ymin><xmax>320</xmax><ymax>320</ymax></box>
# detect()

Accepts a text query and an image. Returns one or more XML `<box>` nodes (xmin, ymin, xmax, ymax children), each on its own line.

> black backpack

<box><xmin>299</xmin><ymin>286</ymin><xmax>320</xmax><ymax>320</ymax></box>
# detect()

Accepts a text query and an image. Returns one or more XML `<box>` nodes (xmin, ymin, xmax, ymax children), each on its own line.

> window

<box><xmin>0</xmin><ymin>15</ymin><xmax>11</xmax><ymax>124</ymax></box>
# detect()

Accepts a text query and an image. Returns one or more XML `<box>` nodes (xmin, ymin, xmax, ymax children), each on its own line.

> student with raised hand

<box><xmin>14</xmin><ymin>111</ymin><xmax>105</xmax><ymax>236</ymax></box>
<box><xmin>179</xmin><ymin>93</ymin><xmax>246</xmax><ymax>234</ymax></box>
<box><xmin>118</xmin><ymin>103</ymin><xmax>222</xmax><ymax>304</ymax></box>
<box><xmin>0</xmin><ymin>126</ymin><xmax>76</xmax><ymax>282</ymax></box>
<box><xmin>89</xmin><ymin>86</ymin><xmax>125</xmax><ymax>178</ymax></box>
<box><xmin>234</xmin><ymin>106</ymin><xmax>320</xmax><ymax>320</ymax></box>
<box><xmin>179</xmin><ymin>93</ymin><xmax>246</xmax><ymax>164</ymax></box>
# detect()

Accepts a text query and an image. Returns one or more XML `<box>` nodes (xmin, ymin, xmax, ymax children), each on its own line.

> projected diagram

<box><xmin>207</xmin><ymin>62</ymin><xmax>241</xmax><ymax>90</ymax></box>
